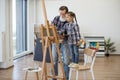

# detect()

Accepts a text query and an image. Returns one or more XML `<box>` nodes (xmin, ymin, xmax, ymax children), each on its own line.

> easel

<box><xmin>40</xmin><ymin>0</ymin><xmax>66</xmax><ymax>80</ymax></box>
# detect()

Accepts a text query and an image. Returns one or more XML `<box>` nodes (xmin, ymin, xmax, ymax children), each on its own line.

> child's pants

<box><xmin>69</xmin><ymin>44</ymin><xmax>79</xmax><ymax>63</ymax></box>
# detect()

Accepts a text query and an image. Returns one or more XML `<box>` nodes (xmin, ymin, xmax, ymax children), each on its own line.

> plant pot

<box><xmin>105</xmin><ymin>53</ymin><xmax>109</xmax><ymax>57</ymax></box>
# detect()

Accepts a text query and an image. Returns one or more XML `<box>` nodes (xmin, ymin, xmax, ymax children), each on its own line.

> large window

<box><xmin>13</xmin><ymin>0</ymin><xmax>27</xmax><ymax>56</ymax></box>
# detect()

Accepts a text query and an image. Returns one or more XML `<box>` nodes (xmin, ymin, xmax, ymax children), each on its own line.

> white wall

<box><xmin>27</xmin><ymin>0</ymin><xmax>36</xmax><ymax>52</ymax></box>
<box><xmin>34</xmin><ymin>0</ymin><xmax>120</xmax><ymax>54</ymax></box>
<box><xmin>0</xmin><ymin>0</ymin><xmax>13</xmax><ymax>68</ymax></box>
<box><xmin>0</xmin><ymin>0</ymin><xmax>6</xmax><ymax>62</ymax></box>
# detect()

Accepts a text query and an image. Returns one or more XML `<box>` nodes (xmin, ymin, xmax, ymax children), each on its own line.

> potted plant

<box><xmin>105</xmin><ymin>38</ymin><xmax>116</xmax><ymax>57</ymax></box>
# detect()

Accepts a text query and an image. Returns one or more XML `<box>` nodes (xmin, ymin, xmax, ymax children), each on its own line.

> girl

<box><xmin>59</xmin><ymin>11</ymin><xmax>81</xmax><ymax>63</ymax></box>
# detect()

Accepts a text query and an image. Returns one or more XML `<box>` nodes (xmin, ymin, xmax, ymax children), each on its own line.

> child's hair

<box><xmin>59</xmin><ymin>6</ymin><xmax>69</xmax><ymax>13</ymax></box>
<box><xmin>66</xmin><ymin>11</ymin><xmax>78</xmax><ymax>24</ymax></box>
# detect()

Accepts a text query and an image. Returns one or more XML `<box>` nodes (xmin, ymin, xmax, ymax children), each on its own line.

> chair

<box><xmin>69</xmin><ymin>48</ymin><xmax>96</xmax><ymax>80</ymax></box>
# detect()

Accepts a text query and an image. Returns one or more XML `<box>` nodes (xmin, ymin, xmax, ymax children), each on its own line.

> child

<box><xmin>59</xmin><ymin>11</ymin><xmax>81</xmax><ymax>63</ymax></box>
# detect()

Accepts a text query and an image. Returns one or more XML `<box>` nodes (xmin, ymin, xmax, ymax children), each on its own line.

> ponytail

<box><xmin>74</xmin><ymin>14</ymin><xmax>78</xmax><ymax>26</ymax></box>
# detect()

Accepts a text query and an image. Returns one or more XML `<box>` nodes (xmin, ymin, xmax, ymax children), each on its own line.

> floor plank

<box><xmin>0</xmin><ymin>54</ymin><xmax>120</xmax><ymax>80</ymax></box>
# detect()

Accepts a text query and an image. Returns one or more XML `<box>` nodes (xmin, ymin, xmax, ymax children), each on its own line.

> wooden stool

<box><xmin>23</xmin><ymin>67</ymin><xmax>42</xmax><ymax>80</ymax></box>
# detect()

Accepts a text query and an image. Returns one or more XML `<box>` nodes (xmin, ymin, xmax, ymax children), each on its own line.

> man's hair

<box><xmin>59</xmin><ymin>6</ymin><xmax>68</xmax><ymax>13</ymax></box>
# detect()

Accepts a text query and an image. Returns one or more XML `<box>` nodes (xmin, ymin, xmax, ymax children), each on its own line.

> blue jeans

<box><xmin>69</xmin><ymin>44</ymin><xmax>79</xmax><ymax>63</ymax></box>
<box><xmin>52</xmin><ymin>42</ymin><xmax>70</xmax><ymax>80</ymax></box>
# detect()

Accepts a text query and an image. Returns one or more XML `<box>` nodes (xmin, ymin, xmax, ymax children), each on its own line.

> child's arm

<box><xmin>74</xmin><ymin>24</ymin><xmax>81</xmax><ymax>42</ymax></box>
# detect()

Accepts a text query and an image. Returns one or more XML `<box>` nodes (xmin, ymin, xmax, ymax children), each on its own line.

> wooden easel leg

<box><xmin>25</xmin><ymin>71</ymin><xmax>28</xmax><ymax>80</ymax></box>
<box><xmin>40</xmin><ymin>37</ymin><xmax>49</xmax><ymax>80</ymax></box>
<box><xmin>48</xmin><ymin>41</ymin><xmax>55</xmax><ymax>76</ymax></box>
<box><xmin>36</xmin><ymin>72</ymin><xmax>39</xmax><ymax>80</ymax></box>
<box><xmin>42</xmin><ymin>40</ymin><xmax>48</xmax><ymax>80</ymax></box>
<box><xmin>44</xmin><ymin>63</ymin><xmax>48</xmax><ymax>80</ymax></box>
<box><xmin>56</xmin><ymin>44</ymin><xmax>66</xmax><ymax>80</ymax></box>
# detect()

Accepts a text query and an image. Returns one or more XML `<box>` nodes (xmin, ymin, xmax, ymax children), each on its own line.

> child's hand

<box><xmin>77</xmin><ymin>41</ymin><xmax>81</xmax><ymax>46</ymax></box>
<box><xmin>77</xmin><ymin>39</ymin><xmax>85</xmax><ymax>46</ymax></box>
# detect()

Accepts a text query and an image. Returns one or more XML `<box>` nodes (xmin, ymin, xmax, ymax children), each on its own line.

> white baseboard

<box><xmin>0</xmin><ymin>51</ymin><xmax>33</xmax><ymax>69</ymax></box>
<box><xmin>0</xmin><ymin>61</ymin><xmax>13</xmax><ymax>69</ymax></box>
<box><xmin>13</xmin><ymin>50</ymin><xmax>33</xmax><ymax>60</ymax></box>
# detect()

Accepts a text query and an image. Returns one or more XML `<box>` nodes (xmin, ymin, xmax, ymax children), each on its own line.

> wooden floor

<box><xmin>0</xmin><ymin>54</ymin><xmax>120</xmax><ymax>80</ymax></box>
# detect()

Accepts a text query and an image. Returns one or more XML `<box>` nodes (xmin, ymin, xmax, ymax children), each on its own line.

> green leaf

<box><xmin>109</xmin><ymin>42</ymin><xmax>114</xmax><ymax>45</ymax></box>
<box><xmin>111</xmin><ymin>49</ymin><xmax>116</xmax><ymax>52</ymax></box>
<box><xmin>109</xmin><ymin>46</ymin><xmax>116</xmax><ymax>50</ymax></box>
<box><xmin>107</xmin><ymin>38</ymin><xmax>111</xmax><ymax>44</ymax></box>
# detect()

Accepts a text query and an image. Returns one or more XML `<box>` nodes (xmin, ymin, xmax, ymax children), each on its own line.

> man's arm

<box><xmin>52</xmin><ymin>16</ymin><xmax>59</xmax><ymax>26</ymax></box>
<box><xmin>58</xmin><ymin>23</ymin><xmax>67</xmax><ymax>34</ymax></box>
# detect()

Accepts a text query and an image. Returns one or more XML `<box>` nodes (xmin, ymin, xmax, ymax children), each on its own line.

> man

<box><xmin>52</xmin><ymin>6</ymin><xmax>70</xmax><ymax>80</ymax></box>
